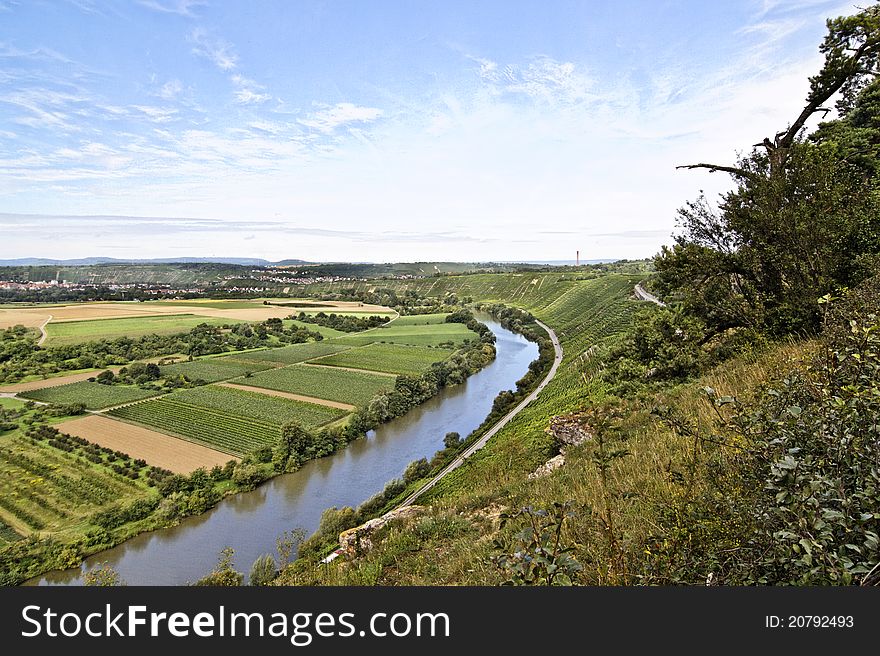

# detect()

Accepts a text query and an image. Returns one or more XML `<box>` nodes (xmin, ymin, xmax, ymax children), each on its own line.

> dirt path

<box><xmin>37</xmin><ymin>314</ymin><xmax>52</xmax><ymax>346</ymax></box>
<box><xmin>216</xmin><ymin>382</ymin><xmax>356</xmax><ymax>411</ymax></box>
<box><xmin>300</xmin><ymin>362</ymin><xmax>398</xmax><ymax>378</ymax></box>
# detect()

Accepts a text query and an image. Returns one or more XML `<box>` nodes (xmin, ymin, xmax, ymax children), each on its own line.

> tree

<box><xmin>193</xmin><ymin>547</ymin><xmax>243</xmax><ymax>586</ymax></box>
<box><xmin>443</xmin><ymin>431</ymin><xmax>462</xmax><ymax>449</ymax></box>
<box><xmin>83</xmin><ymin>562</ymin><xmax>125</xmax><ymax>586</ymax></box>
<box><xmin>249</xmin><ymin>554</ymin><xmax>277</xmax><ymax>586</ymax></box>
<box><xmin>658</xmin><ymin>4</ymin><xmax>880</xmax><ymax>337</ymax></box>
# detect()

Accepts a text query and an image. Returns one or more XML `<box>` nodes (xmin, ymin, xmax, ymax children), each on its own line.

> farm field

<box><xmin>282</xmin><ymin>319</ymin><xmax>346</xmax><ymax>338</ymax></box>
<box><xmin>228</xmin><ymin>342</ymin><xmax>351</xmax><ymax>365</ymax></box>
<box><xmin>314</xmin><ymin>343</ymin><xmax>454</xmax><ymax>376</ymax></box>
<box><xmin>108</xmin><ymin>385</ymin><xmax>344</xmax><ymax>455</ymax></box>
<box><xmin>218</xmin><ymin>382</ymin><xmax>356</xmax><ymax>411</ymax></box>
<box><xmin>160</xmin><ymin>357</ymin><xmax>275</xmax><ymax>383</ymax></box>
<box><xmin>59</xmin><ymin>415</ymin><xmax>234</xmax><ymax>474</ymax></box>
<box><xmin>0</xmin><ymin>299</ymin><xmax>395</xmax><ymax>333</ymax></box>
<box><xmin>239</xmin><ymin>363</ymin><xmax>395</xmax><ymax>407</ymax></box>
<box><xmin>44</xmin><ymin>314</ymin><xmax>244</xmax><ymax>346</ymax></box>
<box><xmin>0</xmin><ymin>432</ymin><xmax>150</xmax><ymax>537</ymax></box>
<box><xmin>390</xmin><ymin>313</ymin><xmax>450</xmax><ymax>325</ymax></box>
<box><xmin>19</xmin><ymin>381</ymin><xmax>161</xmax><ymax>410</ymax></box>
<box><xmin>332</xmin><ymin>322</ymin><xmax>476</xmax><ymax>347</ymax></box>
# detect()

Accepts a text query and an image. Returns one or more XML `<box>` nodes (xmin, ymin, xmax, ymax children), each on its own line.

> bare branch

<box><xmin>676</xmin><ymin>163</ymin><xmax>759</xmax><ymax>182</ymax></box>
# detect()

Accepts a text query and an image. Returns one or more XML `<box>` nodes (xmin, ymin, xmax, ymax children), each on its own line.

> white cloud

<box><xmin>298</xmin><ymin>103</ymin><xmax>384</xmax><ymax>133</ymax></box>
<box><xmin>157</xmin><ymin>79</ymin><xmax>183</xmax><ymax>100</ymax></box>
<box><xmin>130</xmin><ymin>105</ymin><xmax>178</xmax><ymax>123</ymax></box>
<box><xmin>138</xmin><ymin>0</ymin><xmax>206</xmax><ymax>17</ymax></box>
<box><xmin>189</xmin><ymin>28</ymin><xmax>238</xmax><ymax>71</ymax></box>
<box><xmin>230</xmin><ymin>74</ymin><xmax>271</xmax><ymax>104</ymax></box>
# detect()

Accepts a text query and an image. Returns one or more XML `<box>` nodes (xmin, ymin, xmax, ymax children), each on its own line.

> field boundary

<box><xmin>216</xmin><ymin>382</ymin><xmax>356</xmax><ymax>411</ymax></box>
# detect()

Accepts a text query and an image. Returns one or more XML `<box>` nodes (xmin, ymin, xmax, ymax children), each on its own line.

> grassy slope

<box><xmin>277</xmin><ymin>272</ymin><xmax>815</xmax><ymax>585</ymax></box>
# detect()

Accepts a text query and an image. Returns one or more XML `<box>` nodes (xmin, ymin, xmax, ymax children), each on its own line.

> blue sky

<box><xmin>0</xmin><ymin>0</ymin><xmax>863</xmax><ymax>262</ymax></box>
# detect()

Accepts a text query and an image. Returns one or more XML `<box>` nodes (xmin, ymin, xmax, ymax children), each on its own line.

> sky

<box><xmin>0</xmin><ymin>0</ymin><xmax>865</xmax><ymax>263</ymax></box>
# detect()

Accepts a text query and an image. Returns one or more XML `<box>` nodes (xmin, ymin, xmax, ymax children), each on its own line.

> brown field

<box><xmin>217</xmin><ymin>382</ymin><xmax>356</xmax><ymax>411</ymax></box>
<box><xmin>0</xmin><ymin>370</ymin><xmax>106</xmax><ymax>393</ymax></box>
<box><xmin>0</xmin><ymin>300</ymin><xmax>394</xmax><ymax>330</ymax></box>
<box><xmin>58</xmin><ymin>415</ymin><xmax>235</xmax><ymax>474</ymax></box>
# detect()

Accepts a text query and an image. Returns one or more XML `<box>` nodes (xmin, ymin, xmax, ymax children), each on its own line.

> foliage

<box><xmin>83</xmin><ymin>562</ymin><xmax>126</xmax><ymax>586</ymax></box>
<box><xmin>193</xmin><ymin>547</ymin><xmax>244</xmax><ymax>586</ymax></box>
<box><xmin>249</xmin><ymin>553</ymin><xmax>278</xmax><ymax>586</ymax></box>
<box><xmin>490</xmin><ymin>502</ymin><xmax>582</xmax><ymax>586</ymax></box>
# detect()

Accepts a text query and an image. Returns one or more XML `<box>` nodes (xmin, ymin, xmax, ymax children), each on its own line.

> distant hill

<box><xmin>0</xmin><ymin>257</ymin><xmax>281</xmax><ymax>267</ymax></box>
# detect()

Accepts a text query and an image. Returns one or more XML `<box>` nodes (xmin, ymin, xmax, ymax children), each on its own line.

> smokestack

<box><xmin>576</xmin><ymin>250</ymin><xmax>579</xmax><ymax>266</ymax></box>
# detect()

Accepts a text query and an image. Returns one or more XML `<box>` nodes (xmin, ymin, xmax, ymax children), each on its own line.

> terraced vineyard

<box><xmin>108</xmin><ymin>385</ymin><xmax>344</xmax><ymax>455</ymax></box>
<box><xmin>231</xmin><ymin>342</ymin><xmax>352</xmax><ymax>365</ymax></box>
<box><xmin>315</xmin><ymin>343</ymin><xmax>454</xmax><ymax>376</ymax></box>
<box><xmin>19</xmin><ymin>381</ymin><xmax>161</xmax><ymax>410</ymax></box>
<box><xmin>238</xmin><ymin>364</ymin><xmax>395</xmax><ymax>407</ymax></box>
<box><xmin>160</xmin><ymin>357</ymin><xmax>274</xmax><ymax>383</ymax></box>
<box><xmin>332</xmin><ymin>322</ymin><xmax>476</xmax><ymax>347</ymax></box>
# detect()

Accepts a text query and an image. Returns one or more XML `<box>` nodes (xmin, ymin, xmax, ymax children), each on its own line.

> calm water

<box><xmin>27</xmin><ymin>318</ymin><xmax>536</xmax><ymax>585</ymax></box>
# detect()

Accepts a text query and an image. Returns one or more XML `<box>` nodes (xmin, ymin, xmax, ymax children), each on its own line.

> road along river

<box><xmin>27</xmin><ymin>317</ymin><xmax>538</xmax><ymax>585</ymax></box>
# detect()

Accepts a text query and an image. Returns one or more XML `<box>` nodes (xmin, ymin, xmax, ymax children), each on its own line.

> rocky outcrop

<box><xmin>547</xmin><ymin>413</ymin><xmax>592</xmax><ymax>448</ymax></box>
<box><xmin>528</xmin><ymin>414</ymin><xmax>594</xmax><ymax>480</ymax></box>
<box><xmin>338</xmin><ymin>505</ymin><xmax>425</xmax><ymax>557</ymax></box>
<box><xmin>528</xmin><ymin>454</ymin><xmax>566</xmax><ymax>479</ymax></box>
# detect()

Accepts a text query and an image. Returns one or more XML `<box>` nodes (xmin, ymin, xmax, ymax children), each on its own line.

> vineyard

<box><xmin>388</xmin><ymin>313</ymin><xmax>450</xmax><ymax>325</ymax></box>
<box><xmin>231</xmin><ymin>342</ymin><xmax>352</xmax><ymax>365</ymax></box>
<box><xmin>333</xmin><ymin>322</ymin><xmax>477</xmax><ymax>347</ymax></box>
<box><xmin>238</xmin><ymin>363</ymin><xmax>395</xmax><ymax>407</ymax></box>
<box><xmin>19</xmin><ymin>381</ymin><xmax>161</xmax><ymax>410</ymax></box>
<box><xmin>282</xmin><ymin>319</ymin><xmax>346</xmax><ymax>338</ymax></box>
<box><xmin>107</xmin><ymin>385</ymin><xmax>345</xmax><ymax>455</ymax></box>
<box><xmin>314</xmin><ymin>343</ymin><xmax>454</xmax><ymax>376</ymax></box>
<box><xmin>159</xmin><ymin>357</ymin><xmax>275</xmax><ymax>383</ymax></box>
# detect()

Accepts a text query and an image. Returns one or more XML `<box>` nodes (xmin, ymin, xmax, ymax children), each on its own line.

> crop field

<box><xmin>0</xmin><ymin>434</ymin><xmax>149</xmax><ymax>536</ymax></box>
<box><xmin>108</xmin><ymin>385</ymin><xmax>344</xmax><ymax>455</ymax></box>
<box><xmin>229</xmin><ymin>342</ymin><xmax>352</xmax><ymax>365</ymax></box>
<box><xmin>332</xmin><ymin>322</ymin><xmax>476</xmax><ymax>347</ymax></box>
<box><xmin>239</xmin><ymin>364</ymin><xmax>394</xmax><ymax>407</ymax></box>
<box><xmin>282</xmin><ymin>319</ymin><xmax>346</xmax><ymax>338</ymax></box>
<box><xmin>44</xmin><ymin>314</ymin><xmax>243</xmax><ymax>345</ymax></box>
<box><xmin>159</xmin><ymin>357</ymin><xmax>274</xmax><ymax>383</ymax></box>
<box><xmin>19</xmin><ymin>381</ymin><xmax>161</xmax><ymax>410</ymax></box>
<box><xmin>391</xmin><ymin>313</ymin><xmax>450</xmax><ymax>325</ymax></box>
<box><xmin>314</xmin><ymin>343</ymin><xmax>454</xmax><ymax>376</ymax></box>
<box><xmin>59</xmin><ymin>415</ymin><xmax>234</xmax><ymax>474</ymax></box>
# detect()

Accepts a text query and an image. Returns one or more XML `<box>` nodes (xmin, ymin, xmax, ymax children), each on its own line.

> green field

<box><xmin>239</xmin><ymin>364</ymin><xmax>394</xmax><ymax>406</ymax></box>
<box><xmin>108</xmin><ymin>385</ymin><xmax>344</xmax><ymax>455</ymax></box>
<box><xmin>45</xmin><ymin>314</ymin><xmax>245</xmax><ymax>345</ymax></box>
<box><xmin>332</xmin><ymin>322</ymin><xmax>476</xmax><ymax>347</ymax></box>
<box><xmin>230</xmin><ymin>342</ymin><xmax>352</xmax><ymax>365</ymax></box>
<box><xmin>160</xmin><ymin>357</ymin><xmax>274</xmax><ymax>383</ymax></box>
<box><xmin>19</xmin><ymin>381</ymin><xmax>161</xmax><ymax>410</ymax></box>
<box><xmin>315</xmin><ymin>343</ymin><xmax>454</xmax><ymax>376</ymax></box>
<box><xmin>0</xmin><ymin>433</ymin><xmax>150</xmax><ymax>537</ymax></box>
<box><xmin>390</xmin><ymin>313</ymin><xmax>450</xmax><ymax>325</ymax></box>
<box><xmin>0</xmin><ymin>398</ymin><xmax>26</xmax><ymax>410</ymax></box>
<box><xmin>145</xmin><ymin>300</ymin><xmax>267</xmax><ymax>310</ymax></box>
<box><xmin>282</xmin><ymin>319</ymin><xmax>346</xmax><ymax>338</ymax></box>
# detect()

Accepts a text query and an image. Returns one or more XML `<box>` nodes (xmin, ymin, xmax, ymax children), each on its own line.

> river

<box><xmin>27</xmin><ymin>318</ymin><xmax>537</xmax><ymax>585</ymax></box>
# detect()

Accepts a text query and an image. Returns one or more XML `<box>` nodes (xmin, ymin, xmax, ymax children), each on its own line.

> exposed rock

<box><xmin>528</xmin><ymin>454</ymin><xmax>565</xmax><ymax>479</ymax></box>
<box><xmin>338</xmin><ymin>505</ymin><xmax>425</xmax><ymax>557</ymax></box>
<box><xmin>546</xmin><ymin>413</ymin><xmax>593</xmax><ymax>449</ymax></box>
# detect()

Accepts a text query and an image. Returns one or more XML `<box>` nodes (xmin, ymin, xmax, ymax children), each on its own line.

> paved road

<box><xmin>398</xmin><ymin>318</ymin><xmax>563</xmax><ymax>507</ymax></box>
<box><xmin>634</xmin><ymin>283</ymin><xmax>666</xmax><ymax>307</ymax></box>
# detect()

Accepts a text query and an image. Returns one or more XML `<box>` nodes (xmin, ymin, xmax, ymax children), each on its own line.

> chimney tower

<box><xmin>576</xmin><ymin>250</ymin><xmax>580</xmax><ymax>266</ymax></box>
